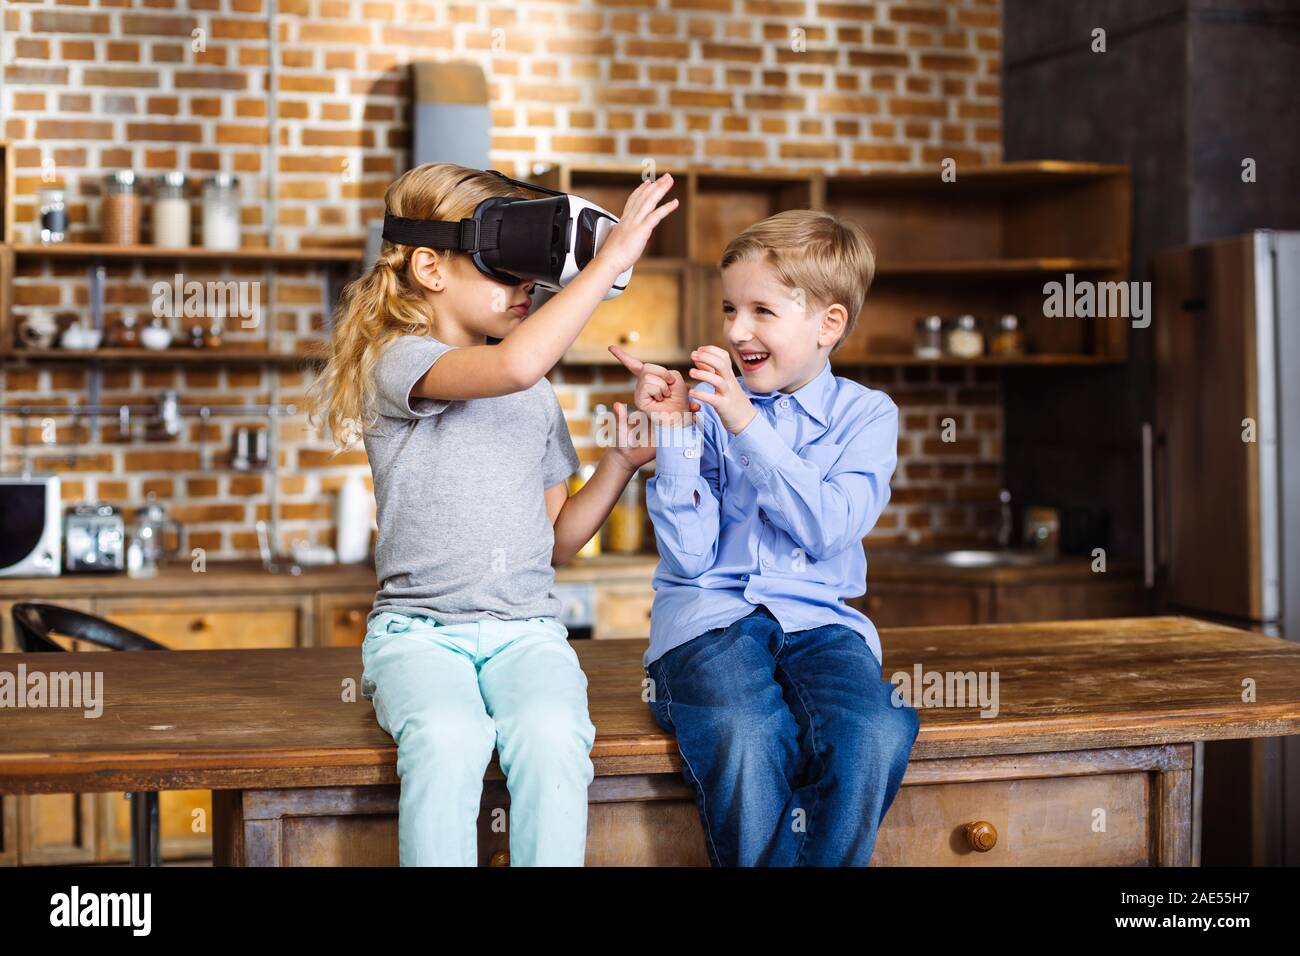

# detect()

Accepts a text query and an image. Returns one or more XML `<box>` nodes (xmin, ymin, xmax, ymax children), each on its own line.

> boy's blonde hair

<box><xmin>719</xmin><ymin>209</ymin><xmax>875</xmax><ymax>352</ymax></box>
<box><xmin>305</xmin><ymin>163</ymin><xmax>531</xmax><ymax>452</ymax></box>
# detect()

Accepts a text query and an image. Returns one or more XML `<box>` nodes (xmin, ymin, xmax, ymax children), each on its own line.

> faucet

<box><xmin>997</xmin><ymin>488</ymin><xmax>1013</xmax><ymax>549</ymax></box>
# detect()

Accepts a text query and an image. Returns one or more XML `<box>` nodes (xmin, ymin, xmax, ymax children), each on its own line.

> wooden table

<box><xmin>3</xmin><ymin>616</ymin><xmax>1300</xmax><ymax>866</ymax></box>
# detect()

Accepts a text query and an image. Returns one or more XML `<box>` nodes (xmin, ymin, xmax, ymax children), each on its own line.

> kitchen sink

<box><xmin>870</xmin><ymin>547</ymin><xmax>1056</xmax><ymax>568</ymax></box>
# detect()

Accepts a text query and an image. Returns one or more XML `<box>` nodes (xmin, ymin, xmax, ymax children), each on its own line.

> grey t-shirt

<box><xmin>362</xmin><ymin>334</ymin><xmax>581</xmax><ymax>629</ymax></box>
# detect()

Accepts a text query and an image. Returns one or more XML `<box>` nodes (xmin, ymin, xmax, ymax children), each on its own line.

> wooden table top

<box><xmin>2</xmin><ymin>616</ymin><xmax>1299</xmax><ymax>794</ymax></box>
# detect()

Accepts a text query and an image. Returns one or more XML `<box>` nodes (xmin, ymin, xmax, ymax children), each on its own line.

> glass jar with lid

<box><xmin>945</xmin><ymin>314</ymin><xmax>984</xmax><ymax>358</ymax></box>
<box><xmin>37</xmin><ymin>188</ymin><xmax>68</xmax><ymax>243</ymax></box>
<box><xmin>914</xmin><ymin>315</ymin><xmax>944</xmax><ymax>358</ymax></box>
<box><xmin>102</xmin><ymin>170</ymin><xmax>140</xmax><ymax>245</ymax></box>
<box><xmin>990</xmin><ymin>313</ymin><xmax>1026</xmax><ymax>357</ymax></box>
<box><xmin>152</xmin><ymin>172</ymin><xmax>191</xmax><ymax>247</ymax></box>
<box><xmin>201</xmin><ymin>174</ymin><xmax>241</xmax><ymax>250</ymax></box>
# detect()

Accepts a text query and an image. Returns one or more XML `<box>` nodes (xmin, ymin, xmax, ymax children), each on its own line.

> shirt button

<box><xmin>779</xmin><ymin>399</ymin><xmax>790</xmax><ymax>409</ymax></box>
<box><xmin>739</xmin><ymin>454</ymin><xmax>750</xmax><ymax>466</ymax></box>
<box><xmin>761</xmin><ymin>558</ymin><xmax>771</xmax><ymax>568</ymax></box>
<box><xmin>684</xmin><ymin>448</ymin><xmax>696</xmax><ymax>458</ymax></box>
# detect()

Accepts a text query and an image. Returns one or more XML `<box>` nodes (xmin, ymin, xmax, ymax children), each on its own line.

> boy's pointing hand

<box><xmin>609</xmin><ymin>344</ymin><xmax>699</xmax><ymax>428</ymax></box>
<box><xmin>688</xmin><ymin>346</ymin><xmax>757</xmax><ymax>435</ymax></box>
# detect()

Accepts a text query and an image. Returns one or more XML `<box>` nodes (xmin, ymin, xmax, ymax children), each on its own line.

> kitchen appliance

<box><xmin>64</xmin><ymin>503</ymin><xmax>126</xmax><ymax>573</ymax></box>
<box><xmin>1150</xmin><ymin>230</ymin><xmax>1300</xmax><ymax>865</ymax></box>
<box><xmin>0</xmin><ymin>474</ymin><xmax>62</xmax><ymax>577</ymax></box>
<box><xmin>131</xmin><ymin>497</ymin><xmax>185</xmax><ymax>572</ymax></box>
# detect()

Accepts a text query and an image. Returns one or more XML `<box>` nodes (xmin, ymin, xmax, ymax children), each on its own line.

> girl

<box><xmin>307</xmin><ymin>163</ymin><xmax>677</xmax><ymax>865</ymax></box>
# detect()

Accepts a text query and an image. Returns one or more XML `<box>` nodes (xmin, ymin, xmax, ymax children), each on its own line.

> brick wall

<box><xmin>1</xmin><ymin>0</ymin><xmax>1004</xmax><ymax>557</ymax></box>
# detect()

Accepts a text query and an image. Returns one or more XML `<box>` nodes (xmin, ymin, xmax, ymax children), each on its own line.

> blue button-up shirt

<box><xmin>644</xmin><ymin>360</ymin><xmax>899</xmax><ymax>669</ymax></box>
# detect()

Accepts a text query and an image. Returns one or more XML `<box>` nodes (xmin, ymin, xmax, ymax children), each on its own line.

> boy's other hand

<box><xmin>688</xmin><ymin>346</ymin><xmax>757</xmax><ymax>435</ymax></box>
<box><xmin>594</xmin><ymin>173</ymin><xmax>679</xmax><ymax>276</ymax></box>
<box><xmin>609</xmin><ymin>344</ymin><xmax>699</xmax><ymax>428</ymax></box>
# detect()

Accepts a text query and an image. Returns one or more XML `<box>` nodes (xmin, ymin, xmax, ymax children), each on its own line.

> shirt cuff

<box><xmin>725</xmin><ymin>410</ymin><xmax>787</xmax><ymax>485</ymax></box>
<box><xmin>654</xmin><ymin>422</ymin><xmax>704</xmax><ymax>476</ymax></box>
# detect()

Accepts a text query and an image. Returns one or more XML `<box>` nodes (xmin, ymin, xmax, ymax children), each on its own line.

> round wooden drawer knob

<box><xmin>346</xmin><ymin>609</ymin><xmax>363</xmax><ymax>623</ymax></box>
<box><xmin>866</xmin><ymin>595</ymin><xmax>882</xmax><ymax>611</ymax></box>
<box><xmin>489</xmin><ymin>850</ymin><xmax>510</xmax><ymax>867</ymax></box>
<box><xmin>619</xmin><ymin>329</ymin><xmax>641</xmax><ymax>345</ymax></box>
<box><xmin>189</xmin><ymin>616</ymin><xmax>209</xmax><ymax>632</ymax></box>
<box><xmin>964</xmin><ymin>821</ymin><xmax>997</xmax><ymax>852</ymax></box>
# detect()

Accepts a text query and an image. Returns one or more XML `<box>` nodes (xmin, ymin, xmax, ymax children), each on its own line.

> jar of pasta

<box><xmin>102</xmin><ymin>170</ymin><xmax>140</xmax><ymax>246</ymax></box>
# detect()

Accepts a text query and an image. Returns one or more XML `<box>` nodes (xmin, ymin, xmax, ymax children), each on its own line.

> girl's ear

<box><xmin>819</xmin><ymin>302</ymin><xmax>848</xmax><ymax>348</ymax></box>
<box><xmin>408</xmin><ymin>248</ymin><xmax>446</xmax><ymax>294</ymax></box>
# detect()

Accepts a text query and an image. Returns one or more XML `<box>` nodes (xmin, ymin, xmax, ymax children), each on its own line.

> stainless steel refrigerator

<box><xmin>1151</xmin><ymin>230</ymin><xmax>1300</xmax><ymax>865</ymax></box>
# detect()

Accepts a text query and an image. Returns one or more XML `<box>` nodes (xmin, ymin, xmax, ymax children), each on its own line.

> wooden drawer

<box><xmin>318</xmin><ymin>590</ymin><xmax>375</xmax><ymax>647</ymax></box>
<box><xmin>854</xmin><ymin>584</ymin><xmax>989</xmax><ymax>628</ymax></box>
<box><xmin>595</xmin><ymin>584</ymin><xmax>654</xmax><ymax>640</ymax></box>
<box><xmin>95</xmin><ymin>596</ymin><xmax>302</xmax><ymax>650</ymax></box>
<box><xmin>564</xmin><ymin>260</ymin><xmax>689</xmax><ymax>364</ymax></box>
<box><xmin>871</xmin><ymin>772</ymin><xmax>1151</xmax><ymax>866</ymax></box>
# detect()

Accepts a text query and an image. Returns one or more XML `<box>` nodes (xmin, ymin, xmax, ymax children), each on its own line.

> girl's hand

<box><xmin>687</xmin><ymin>346</ymin><xmax>758</xmax><ymax>435</ymax></box>
<box><xmin>593</xmin><ymin>174</ymin><xmax>679</xmax><ymax>276</ymax></box>
<box><xmin>609</xmin><ymin>343</ymin><xmax>699</xmax><ymax>428</ymax></box>
<box><xmin>607</xmin><ymin>401</ymin><xmax>656</xmax><ymax>472</ymax></box>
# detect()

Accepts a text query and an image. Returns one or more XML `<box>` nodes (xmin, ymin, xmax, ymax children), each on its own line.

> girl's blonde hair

<box><xmin>719</xmin><ymin>209</ymin><xmax>875</xmax><ymax>352</ymax></box>
<box><xmin>305</xmin><ymin>163</ymin><xmax>531</xmax><ymax>452</ymax></box>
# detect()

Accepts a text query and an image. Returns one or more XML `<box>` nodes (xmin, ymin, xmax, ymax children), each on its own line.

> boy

<box><xmin>611</xmin><ymin>209</ymin><xmax>919</xmax><ymax>866</ymax></box>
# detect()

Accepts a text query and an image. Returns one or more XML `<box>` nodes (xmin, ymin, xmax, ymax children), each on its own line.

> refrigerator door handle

<box><xmin>1142</xmin><ymin>422</ymin><xmax>1155</xmax><ymax>589</ymax></box>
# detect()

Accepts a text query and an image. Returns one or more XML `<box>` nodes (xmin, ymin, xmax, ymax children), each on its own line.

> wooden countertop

<box><xmin>2</xmin><ymin>616</ymin><xmax>1298</xmax><ymax>794</ymax></box>
<box><xmin>0</xmin><ymin>548</ymin><xmax>1124</xmax><ymax>600</ymax></box>
<box><xmin>0</xmin><ymin>554</ymin><xmax>662</xmax><ymax>599</ymax></box>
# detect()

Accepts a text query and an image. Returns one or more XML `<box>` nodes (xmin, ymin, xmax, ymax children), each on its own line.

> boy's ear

<box><xmin>818</xmin><ymin>302</ymin><xmax>849</xmax><ymax>349</ymax></box>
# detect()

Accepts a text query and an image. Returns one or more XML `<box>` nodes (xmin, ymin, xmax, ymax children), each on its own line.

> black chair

<box><xmin>11</xmin><ymin>602</ymin><xmax>168</xmax><ymax>867</ymax></box>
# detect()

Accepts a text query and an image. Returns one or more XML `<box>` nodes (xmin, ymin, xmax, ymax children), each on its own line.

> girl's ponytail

<box><xmin>305</xmin><ymin>164</ymin><xmax>530</xmax><ymax>454</ymax></box>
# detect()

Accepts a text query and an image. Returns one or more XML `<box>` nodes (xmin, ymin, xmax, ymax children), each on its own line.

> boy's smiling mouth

<box><xmin>737</xmin><ymin>349</ymin><xmax>770</xmax><ymax>372</ymax></box>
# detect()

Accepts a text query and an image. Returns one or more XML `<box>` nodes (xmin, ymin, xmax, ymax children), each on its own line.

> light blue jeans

<box><xmin>361</xmin><ymin>609</ymin><xmax>596</xmax><ymax>866</ymax></box>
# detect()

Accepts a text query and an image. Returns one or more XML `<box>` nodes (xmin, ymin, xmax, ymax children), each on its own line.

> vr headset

<box><xmin>380</xmin><ymin>169</ymin><xmax>632</xmax><ymax>301</ymax></box>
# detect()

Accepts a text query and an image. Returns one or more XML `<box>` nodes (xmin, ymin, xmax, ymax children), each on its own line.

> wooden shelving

<box><xmin>6</xmin><ymin>347</ymin><xmax>320</xmax><ymax>366</ymax></box>
<box><xmin>10</xmin><ymin>242</ymin><xmax>364</xmax><ymax>265</ymax></box>
<box><xmin>527</xmin><ymin>160</ymin><xmax>1133</xmax><ymax>367</ymax></box>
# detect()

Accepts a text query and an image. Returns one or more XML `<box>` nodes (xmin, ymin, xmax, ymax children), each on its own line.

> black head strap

<box><xmin>380</xmin><ymin>168</ymin><xmax>563</xmax><ymax>252</ymax></box>
<box><xmin>381</xmin><ymin>214</ymin><xmax>500</xmax><ymax>253</ymax></box>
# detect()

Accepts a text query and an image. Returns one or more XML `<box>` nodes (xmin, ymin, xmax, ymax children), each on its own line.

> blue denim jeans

<box><xmin>646</xmin><ymin>605</ymin><xmax>919</xmax><ymax>866</ymax></box>
<box><xmin>362</xmin><ymin>609</ymin><xmax>596</xmax><ymax>866</ymax></box>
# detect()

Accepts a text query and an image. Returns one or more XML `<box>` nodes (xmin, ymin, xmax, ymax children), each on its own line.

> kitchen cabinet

<box><xmin>317</xmin><ymin>590</ymin><xmax>377</xmax><ymax>646</ymax></box>
<box><xmin>96</xmin><ymin>595</ymin><xmax>305</xmax><ymax>650</ymax></box>
<box><xmin>594</xmin><ymin>583</ymin><xmax>655</xmax><ymax>640</ymax></box>
<box><xmin>853</xmin><ymin>556</ymin><xmax>1148</xmax><ymax>627</ymax></box>
<box><xmin>532</xmin><ymin>161</ymin><xmax>1132</xmax><ymax>369</ymax></box>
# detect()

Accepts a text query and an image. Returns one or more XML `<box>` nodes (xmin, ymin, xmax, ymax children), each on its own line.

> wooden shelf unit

<box><xmin>527</xmin><ymin>160</ymin><xmax>1132</xmax><ymax>367</ymax></box>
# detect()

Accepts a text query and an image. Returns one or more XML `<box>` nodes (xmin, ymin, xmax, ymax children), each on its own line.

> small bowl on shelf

<box><xmin>141</xmin><ymin>321</ymin><xmax>174</xmax><ymax>350</ymax></box>
<box><xmin>59</xmin><ymin>323</ymin><xmax>103</xmax><ymax>351</ymax></box>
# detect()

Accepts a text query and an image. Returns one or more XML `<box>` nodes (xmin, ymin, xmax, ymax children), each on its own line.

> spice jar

<box><xmin>607</xmin><ymin>474</ymin><xmax>645</xmax><ymax>554</ymax></box>
<box><xmin>37</xmin><ymin>188</ymin><xmax>68</xmax><ymax>244</ymax></box>
<box><xmin>914</xmin><ymin>315</ymin><xmax>944</xmax><ymax>358</ymax></box>
<box><xmin>109</xmin><ymin>314</ymin><xmax>140</xmax><ymax>348</ymax></box>
<box><xmin>201</xmin><ymin>174</ymin><xmax>241</xmax><ymax>250</ymax></box>
<box><xmin>990</xmin><ymin>313</ymin><xmax>1025</xmax><ymax>357</ymax></box>
<box><xmin>946</xmin><ymin>314</ymin><xmax>984</xmax><ymax>358</ymax></box>
<box><xmin>152</xmin><ymin>172</ymin><xmax>191</xmax><ymax>247</ymax></box>
<box><xmin>102</xmin><ymin>170</ymin><xmax>140</xmax><ymax>245</ymax></box>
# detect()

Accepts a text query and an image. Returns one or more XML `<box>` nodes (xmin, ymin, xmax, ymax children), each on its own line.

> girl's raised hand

<box><xmin>593</xmin><ymin>174</ymin><xmax>679</xmax><ymax>276</ymax></box>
